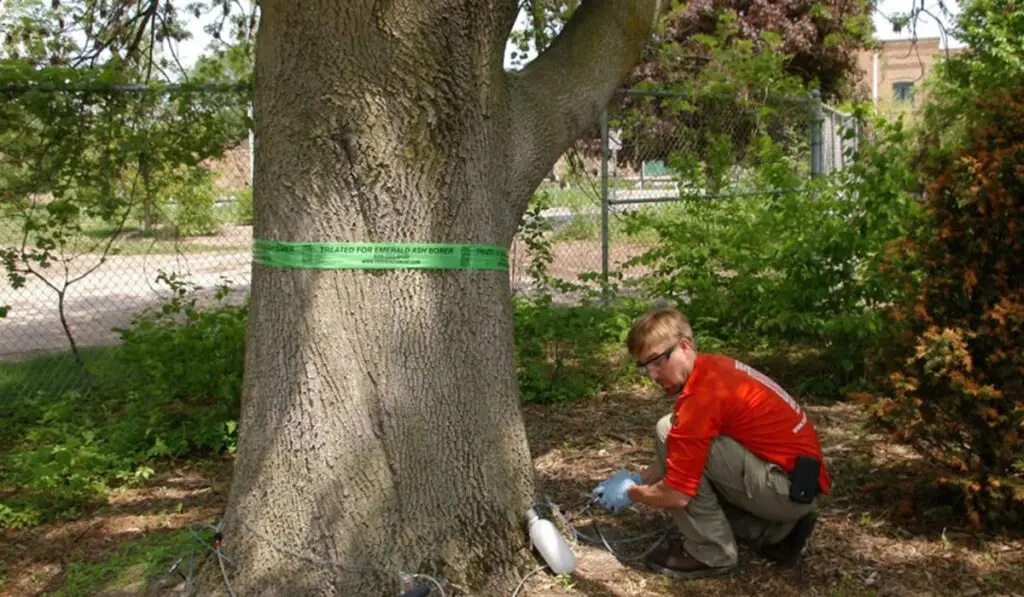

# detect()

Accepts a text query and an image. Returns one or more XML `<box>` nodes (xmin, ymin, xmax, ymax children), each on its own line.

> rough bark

<box><xmin>188</xmin><ymin>1</ymin><xmax>663</xmax><ymax>595</ymax></box>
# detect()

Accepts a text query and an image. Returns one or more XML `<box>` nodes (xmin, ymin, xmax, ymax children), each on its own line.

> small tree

<box><xmin>0</xmin><ymin>0</ymin><xmax>250</xmax><ymax>354</ymax></box>
<box><xmin>0</xmin><ymin>62</ymin><xmax>249</xmax><ymax>361</ymax></box>
<box><xmin>0</xmin><ymin>63</ymin><xmax>145</xmax><ymax>361</ymax></box>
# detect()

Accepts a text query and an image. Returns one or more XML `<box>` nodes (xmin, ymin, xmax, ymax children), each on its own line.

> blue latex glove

<box><xmin>592</xmin><ymin>468</ymin><xmax>641</xmax><ymax>513</ymax></box>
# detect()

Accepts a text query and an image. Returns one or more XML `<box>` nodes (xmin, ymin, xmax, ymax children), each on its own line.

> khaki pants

<box><xmin>650</xmin><ymin>414</ymin><xmax>817</xmax><ymax>567</ymax></box>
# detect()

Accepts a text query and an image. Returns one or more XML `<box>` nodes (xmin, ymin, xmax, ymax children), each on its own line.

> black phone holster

<box><xmin>788</xmin><ymin>456</ymin><xmax>821</xmax><ymax>504</ymax></box>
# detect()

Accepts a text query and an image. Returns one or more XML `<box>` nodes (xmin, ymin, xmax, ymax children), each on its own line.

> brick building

<box><xmin>854</xmin><ymin>37</ymin><xmax>964</xmax><ymax>111</ymax></box>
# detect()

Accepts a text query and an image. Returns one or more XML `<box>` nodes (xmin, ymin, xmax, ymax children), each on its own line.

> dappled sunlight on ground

<box><xmin>2</xmin><ymin>394</ymin><xmax>1023</xmax><ymax>597</ymax></box>
<box><xmin>0</xmin><ymin>462</ymin><xmax>230</xmax><ymax>597</ymax></box>
<box><xmin>518</xmin><ymin>392</ymin><xmax>1024</xmax><ymax>597</ymax></box>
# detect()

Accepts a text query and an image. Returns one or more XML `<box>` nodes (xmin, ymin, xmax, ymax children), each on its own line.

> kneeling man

<box><xmin>592</xmin><ymin>305</ymin><xmax>831</xmax><ymax>578</ymax></box>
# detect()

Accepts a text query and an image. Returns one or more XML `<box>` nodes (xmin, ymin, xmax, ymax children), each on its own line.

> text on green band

<box><xmin>252</xmin><ymin>239</ymin><xmax>509</xmax><ymax>272</ymax></box>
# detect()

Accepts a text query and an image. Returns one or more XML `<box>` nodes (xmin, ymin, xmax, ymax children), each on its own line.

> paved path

<box><xmin>0</xmin><ymin>250</ymin><xmax>253</xmax><ymax>361</ymax></box>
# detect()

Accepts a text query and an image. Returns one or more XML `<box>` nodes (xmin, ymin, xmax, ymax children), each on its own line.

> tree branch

<box><xmin>505</xmin><ymin>0</ymin><xmax>666</xmax><ymax>210</ymax></box>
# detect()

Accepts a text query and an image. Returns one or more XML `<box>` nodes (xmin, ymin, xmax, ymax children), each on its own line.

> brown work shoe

<box><xmin>759</xmin><ymin>512</ymin><xmax>817</xmax><ymax>566</ymax></box>
<box><xmin>644</xmin><ymin>540</ymin><xmax>736</xmax><ymax>579</ymax></box>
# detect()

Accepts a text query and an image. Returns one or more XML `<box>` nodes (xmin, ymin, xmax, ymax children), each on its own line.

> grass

<box><xmin>538</xmin><ymin>185</ymin><xmax>602</xmax><ymax>211</ymax></box>
<box><xmin>0</xmin><ymin>234</ymin><xmax>245</xmax><ymax>256</ymax></box>
<box><xmin>0</xmin><ymin>183</ymin><xmax>667</xmax><ymax>256</ymax></box>
<box><xmin>51</xmin><ymin>528</ymin><xmax>206</xmax><ymax>597</ymax></box>
<box><xmin>545</xmin><ymin>214</ymin><xmax>669</xmax><ymax>247</ymax></box>
<box><xmin>0</xmin><ymin>348</ymin><xmax>116</xmax><ymax>421</ymax></box>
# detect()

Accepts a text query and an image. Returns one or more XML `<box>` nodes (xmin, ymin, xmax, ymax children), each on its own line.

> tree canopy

<box><xmin>511</xmin><ymin>0</ymin><xmax>875</xmax><ymax>97</ymax></box>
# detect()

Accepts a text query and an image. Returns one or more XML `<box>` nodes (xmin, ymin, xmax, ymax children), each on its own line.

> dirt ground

<box><xmin>2</xmin><ymin>390</ymin><xmax>1021</xmax><ymax>597</ymax></box>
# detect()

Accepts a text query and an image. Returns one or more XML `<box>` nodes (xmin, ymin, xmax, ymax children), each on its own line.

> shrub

<box><xmin>862</xmin><ymin>89</ymin><xmax>1024</xmax><ymax>528</ymax></box>
<box><xmin>0</xmin><ymin>390</ymin><xmax>132</xmax><ymax>528</ymax></box>
<box><xmin>1</xmin><ymin>279</ymin><xmax>244</xmax><ymax>527</ymax></box>
<box><xmin>167</xmin><ymin>169</ymin><xmax>221</xmax><ymax>237</ymax></box>
<box><xmin>0</xmin><ymin>272</ymin><xmax>248</xmax><ymax>528</ymax></box>
<box><xmin>511</xmin><ymin>191</ymin><xmax>649</xmax><ymax>404</ymax></box>
<box><xmin>234</xmin><ymin>186</ymin><xmax>254</xmax><ymax>225</ymax></box>
<box><xmin>513</xmin><ymin>295</ymin><xmax>643</xmax><ymax>403</ymax></box>
<box><xmin>619</xmin><ymin>117</ymin><xmax>920</xmax><ymax>396</ymax></box>
<box><xmin>96</xmin><ymin>271</ymin><xmax>247</xmax><ymax>458</ymax></box>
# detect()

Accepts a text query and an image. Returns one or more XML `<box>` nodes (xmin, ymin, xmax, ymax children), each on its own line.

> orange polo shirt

<box><xmin>663</xmin><ymin>354</ymin><xmax>832</xmax><ymax>497</ymax></box>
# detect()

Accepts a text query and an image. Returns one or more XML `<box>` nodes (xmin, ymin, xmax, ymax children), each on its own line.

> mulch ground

<box><xmin>2</xmin><ymin>389</ymin><xmax>1022</xmax><ymax>597</ymax></box>
<box><xmin>518</xmin><ymin>389</ymin><xmax>1024</xmax><ymax>597</ymax></box>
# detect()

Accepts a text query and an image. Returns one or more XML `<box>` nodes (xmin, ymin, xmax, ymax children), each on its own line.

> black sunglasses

<box><xmin>637</xmin><ymin>342</ymin><xmax>678</xmax><ymax>370</ymax></box>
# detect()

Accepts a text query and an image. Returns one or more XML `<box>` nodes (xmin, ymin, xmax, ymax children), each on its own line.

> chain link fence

<box><xmin>509</xmin><ymin>89</ymin><xmax>860</xmax><ymax>298</ymax></box>
<box><xmin>2</xmin><ymin>84</ymin><xmax>857</xmax><ymax>400</ymax></box>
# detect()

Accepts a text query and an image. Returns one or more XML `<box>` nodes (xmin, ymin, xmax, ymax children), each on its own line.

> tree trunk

<box><xmin>188</xmin><ymin>1</ymin><xmax>664</xmax><ymax>595</ymax></box>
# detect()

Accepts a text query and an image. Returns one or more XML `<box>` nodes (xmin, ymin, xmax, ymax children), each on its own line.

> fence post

<box><xmin>809</xmin><ymin>89</ymin><xmax>824</xmax><ymax>177</ymax></box>
<box><xmin>600</xmin><ymin>104</ymin><xmax>610</xmax><ymax>297</ymax></box>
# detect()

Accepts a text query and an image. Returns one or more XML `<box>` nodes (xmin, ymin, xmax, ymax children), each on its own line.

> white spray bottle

<box><xmin>525</xmin><ymin>507</ymin><xmax>576</xmax><ymax>574</ymax></box>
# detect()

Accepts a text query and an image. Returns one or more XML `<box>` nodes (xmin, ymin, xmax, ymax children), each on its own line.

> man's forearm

<box><xmin>628</xmin><ymin>481</ymin><xmax>691</xmax><ymax>510</ymax></box>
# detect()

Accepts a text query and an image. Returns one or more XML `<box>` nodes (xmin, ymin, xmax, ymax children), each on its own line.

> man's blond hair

<box><xmin>626</xmin><ymin>305</ymin><xmax>694</xmax><ymax>358</ymax></box>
